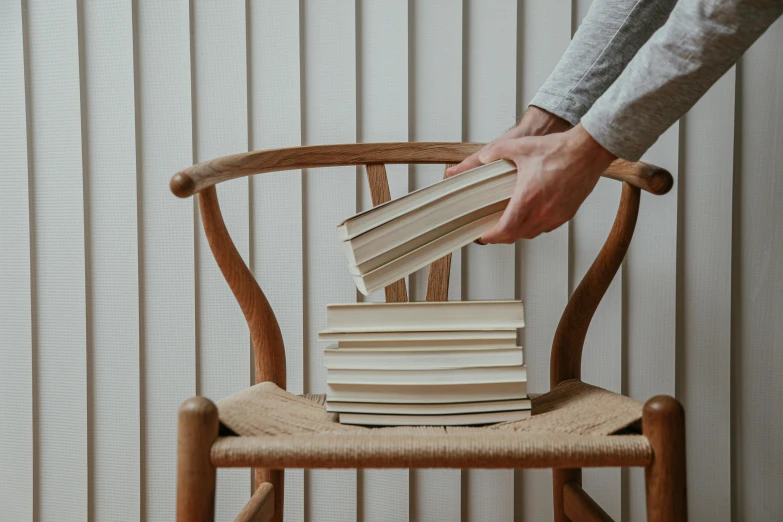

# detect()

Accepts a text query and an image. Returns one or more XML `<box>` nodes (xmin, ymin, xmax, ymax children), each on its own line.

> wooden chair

<box><xmin>170</xmin><ymin>142</ymin><xmax>685</xmax><ymax>522</ymax></box>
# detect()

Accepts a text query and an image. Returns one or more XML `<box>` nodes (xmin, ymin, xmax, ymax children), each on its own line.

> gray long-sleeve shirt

<box><xmin>529</xmin><ymin>0</ymin><xmax>783</xmax><ymax>161</ymax></box>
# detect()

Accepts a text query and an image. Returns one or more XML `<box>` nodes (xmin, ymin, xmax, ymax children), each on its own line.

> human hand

<box><xmin>474</xmin><ymin>124</ymin><xmax>616</xmax><ymax>243</ymax></box>
<box><xmin>445</xmin><ymin>106</ymin><xmax>572</xmax><ymax>178</ymax></box>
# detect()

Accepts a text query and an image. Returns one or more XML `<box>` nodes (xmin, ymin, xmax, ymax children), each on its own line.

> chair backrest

<box><xmin>171</xmin><ymin>142</ymin><xmax>673</xmax><ymax>390</ymax></box>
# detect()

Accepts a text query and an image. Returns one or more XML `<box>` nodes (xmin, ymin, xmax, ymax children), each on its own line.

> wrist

<box><xmin>515</xmin><ymin>106</ymin><xmax>572</xmax><ymax>137</ymax></box>
<box><xmin>569</xmin><ymin>123</ymin><xmax>617</xmax><ymax>169</ymax></box>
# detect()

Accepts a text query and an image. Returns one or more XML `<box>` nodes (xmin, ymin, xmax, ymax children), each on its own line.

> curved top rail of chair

<box><xmin>170</xmin><ymin>142</ymin><xmax>673</xmax><ymax>198</ymax></box>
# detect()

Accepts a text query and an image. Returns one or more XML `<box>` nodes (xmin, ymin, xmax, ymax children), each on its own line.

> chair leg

<box><xmin>177</xmin><ymin>397</ymin><xmax>219</xmax><ymax>522</ymax></box>
<box><xmin>255</xmin><ymin>469</ymin><xmax>284</xmax><ymax>522</ymax></box>
<box><xmin>643</xmin><ymin>395</ymin><xmax>687</xmax><ymax>522</ymax></box>
<box><xmin>553</xmin><ymin>468</ymin><xmax>581</xmax><ymax>522</ymax></box>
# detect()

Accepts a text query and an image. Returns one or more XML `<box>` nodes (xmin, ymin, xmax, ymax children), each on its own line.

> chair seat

<box><xmin>211</xmin><ymin>379</ymin><xmax>651</xmax><ymax>470</ymax></box>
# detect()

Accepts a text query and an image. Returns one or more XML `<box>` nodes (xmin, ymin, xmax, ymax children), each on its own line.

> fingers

<box><xmin>478</xmin><ymin>138</ymin><xmax>520</xmax><ymax>165</ymax></box>
<box><xmin>445</xmin><ymin>151</ymin><xmax>483</xmax><ymax>178</ymax></box>
<box><xmin>480</xmin><ymin>185</ymin><xmax>530</xmax><ymax>244</ymax></box>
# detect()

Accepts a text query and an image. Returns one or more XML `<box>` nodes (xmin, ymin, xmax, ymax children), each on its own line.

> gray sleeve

<box><xmin>582</xmin><ymin>0</ymin><xmax>783</xmax><ymax>161</ymax></box>
<box><xmin>529</xmin><ymin>0</ymin><xmax>677</xmax><ymax>126</ymax></box>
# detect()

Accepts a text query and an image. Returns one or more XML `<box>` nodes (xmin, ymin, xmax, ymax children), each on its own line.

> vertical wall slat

<box><xmin>137</xmin><ymin>0</ymin><xmax>195</xmax><ymax>519</ymax></box>
<box><xmin>191</xmin><ymin>0</ymin><xmax>251</xmax><ymax>517</ymax></box>
<box><xmin>26</xmin><ymin>0</ymin><xmax>87</xmax><ymax>518</ymax></box>
<box><xmin>408</xmin><ymin>1</ymin><xmax>463</xmax><ymax>519</ymax></box>
<box><xmin>515</xmin><ymin>1</ymin><xmax>572</xmax><ymax>520</ymax></box>
<box><xmin>357</xmin><ymin>0</ymin><xmax>410</xmax><ymax>519</ymax></box>
<box><xmin>248</xmin><ymin>1</ymin><xmax>305</xmax><ymax>519</ymax></box>
<box><xmin>81</xmin><ymin>0</ymin><xmax>140</xmax><ymax>519</ymax></box>
<box><xmin>0</xmin><ymin>1</ymin><xmax>33</xmax><ymax>519</ymax></box>
<box><xmin>674</xmin><ymin>70</ymin><xmax>735</xmax><ymax>521</ymax></box>
<box><xmin>734</xmin><ymin>18</ymin><xmax>783</xmax><ymax>521</ymax></box>
<box><xmin>624</xmin><ymin>122</ymin><xmax>680</xmax><ymax>520</ymax></box>
<box><xmin>461</xmin><ymin>1</ymin><xmax>517</xmax><ymax>520</ymax></box>
<box><xmin>301</xmin><ymin>1</ymin><xmax>358</xmax><ymax>519</ymax></box>
<box><xmin>572</xmin><ymin>178</ymin><xmax>623</xmax><ymax>520</ymax></box>
<box><xmin>567</xmin><ymin>1</ymin><xmax>621</xmax><ymax>517</ymax></box>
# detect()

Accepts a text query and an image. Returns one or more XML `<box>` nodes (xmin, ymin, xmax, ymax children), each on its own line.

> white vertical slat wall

<box><xmin>462</xmin><ymin>1</ymin><xmax>517</xmax><ymax>521</ymax></box>
<box><xmin>408</xmin><ymin>1</ymin><xmax>463</xmax><ymax>521</ymax></box>
<box><xmin>515</xmin><ymin>2</ymin><xmax>572</xmax><ymax>519</ymax></box>
<box><xmin>0</xmin><ymin>1</ymin><xmax>33</xmax><ymax>520</ymax></box>
<box><xmin>247</xmin><ymin>1</ymin><xmax>305</xmax><ymax>519</ymax></box>
<box><xmin>136</xmin><ymin>1</ymin><xmax>195</xmax><ymax>520</ymax></box>
<box><xmin>357</xmin><ymin>1</ymin><xmax>410</xmax><ymax>520</ymax></box>
<box><xmin>301</xmin><ymin>1</ymin><xmax>358</xmax><ymax>520</ymax></box>
<box><xmin>569</xmin><ymin>0</ymin><xmax>622</xmax><ymax>517</ymax></box>
<box><xmin>26</xmin><ymin>1</ymin><xmax>88</xmax><ymax>520</ymax></box>
<box><xmin>192</xmin><ymin>0</ymin><xmax>252</xmax><ymax>518</ymax></box>
<box><xmin>81</xmin><ymin>1</ymin><xmax>140</xmax><ymax>520</ymax></box>
<box><xmin>2</xmin><ymin>2</ymin><xmax>782</xmax><ymax>521</ymax></box>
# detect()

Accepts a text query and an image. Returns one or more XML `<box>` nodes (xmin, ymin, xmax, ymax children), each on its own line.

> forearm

<box><xmin>530</xmin><ymin>0</ymin><xmax>677</xmax><ymax>125</ymax></box>
<box><xmin>582</xmin><ymin>0</ymin><xmax>783</xmax><ymax>161</ymax></box>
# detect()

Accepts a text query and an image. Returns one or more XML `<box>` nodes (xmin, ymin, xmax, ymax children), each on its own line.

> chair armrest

<box><xmin>169</xmin><ymin>142</ymin><xmax>673</xmax><ymax>198</ymax></box>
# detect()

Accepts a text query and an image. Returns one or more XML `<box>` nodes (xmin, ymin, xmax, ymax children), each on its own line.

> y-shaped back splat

<box><xmin>364</xmin><ymin>163</ymin><xmax>455</xmax><ymax>303</ymax></box>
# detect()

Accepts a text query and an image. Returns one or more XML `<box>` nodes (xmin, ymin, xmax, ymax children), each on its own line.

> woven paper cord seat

<box><xmin>210</xmin><ymin>379</ymin><xmax>652</xmax><ymax>469</ymax></box>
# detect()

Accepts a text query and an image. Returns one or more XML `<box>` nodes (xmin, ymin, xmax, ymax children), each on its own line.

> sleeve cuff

<box><xmin>529</xmin><ymin>90</ymin><xmax>591</xmax><ymax>127</ymax></box>
<box><xmin>580</xmin><ymin>109</ymin><xmax>647</xmax><ymax>162</ymax></box>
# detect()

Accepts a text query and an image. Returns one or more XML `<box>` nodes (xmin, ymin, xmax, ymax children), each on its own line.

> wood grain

<box><xmin>550</xmin><ymin>182</ymin><xmax>641</xmax><ymax>388</ymax></box>
<box><xmin>366</xmin><ymin>163</ymin><xmax>408</xmax><ymax>303</ymax></box>
<box><xmin>198</xmin><ymin>186</ymin><xmax>286</xmax><ymax>519</ymax></box>
<box><xmin>235</xmin><ymin>482</ymin><xmax>275</xmax><ymax>522</ymax></box>
<box><xmin>563</xmin><ymin>482</ymin><xmax>613</xmax><ymax>522</ymax></box>
<box><xmin>176</xmin><ymin>397</ymin><xmax>219</xmax><ymax>522</ymax></box>
<box><xmin>643</xmin><ymin>396</ymin><xmax>687</xmax><ymax>522</ymax></box>
<box><xmin>171</xmin><ymin>143</ymin><xmax>673</xmax><ymax>198</ymax></box>
<box><xmin>198</xmin><ymin>187</ymin><xmax>286</xmax><ymax>387</ymax></box>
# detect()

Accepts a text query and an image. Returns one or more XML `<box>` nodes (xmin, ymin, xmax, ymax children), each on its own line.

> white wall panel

<box><xmin>408</xmin><ymin>2</ymin><xmax>464</xmax><ymax>520</ymax></box>
<box><xmin>624</xmin><ymin>121</ymin><xmax>680</xmax><ymax>521</ymax></box>
<box><xmin>515</xmin><ymin>2</ymin><xmax>572</xmax><ymax>520</ymax></box>
<box><xmin>26</xmin><ymin>1</ymin><xmax>87</xmax><ymax>519</ymax></box>
<box><xmin>248</xmin><ymin>1</ymin><xmax>305</xmax><ymax>519</ymax></box>
<box><xmin>462</xmin><ymin>1</ymin><xmax>517</xmax><ymax>520</ymax></box>
<box><xmin>81</xmin><ymin>1</ymin><xmax>140</xmax><ymax>520</ymax></box>
<box><xmin>191</xmin><ymin>1</ymin><xmax>252</xmax><ymax>517</ymax></box>
<box><xmin>0</xmin><ymin>1</ymin><xmax>33</xmax><ymax>519</ymax></box>
<box><xmin>673</xmin><ymin>70</ymin><xmax>735</xmax><ymax>522</ymax></box>
<box><xmin>356</xmin><ymin>1</ymin><xmax>411</xmax><ymax>519</ymax></box>
<box><xmin>734</xmin><ymin>18</ymin><xmax>783</xmax><ymax>520</ymax></box>
<box><xmin>4</xmin><ymin>4</ymin><xmax>783</xmax><ymax>521</ymax></box>
<box><xmin>301</xmin><ymin>1</ymin><xmax>358</xmax><ymax>520</ymax></box>
<box><xmin>136</xmin><ymin>1</ymin><xmax>195</xmax><ymax>520</ymax></box>
<box><xmin>567</xmin><ymin>0</ymin><xmax>621</xmax><ymax>517</ymax></box>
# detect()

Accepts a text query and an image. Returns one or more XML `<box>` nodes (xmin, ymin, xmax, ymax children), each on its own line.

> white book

<box><xmin>326</xmin><ymin>381</ymin><xmax>528</xmax><ymax>404</ymax></box>
<box><xmin>352</xmin><ymin>211</ymin><xmax>503</xmax><ymax>295</ymax></box>
<box><xmin>323</xmin><ymin>300</ymin><xmax>524</xmax><ymax>333</ymax></box>
<box><xmin>339</xmin><ymin>409</ymin><xmax>532</xmax><ymax>427</ymax></box>
<box><xmin>337</xmin><ymin>159</ymin><xmax>516</xmax><ymax>240</ymax></box>
<box><xmin>343</xmin><ymin>184</ymin><xmax>511</xmax><ymax>269</ymax></box>
<box><xmin>327</xmin><ymin>365</ymin><xmax>526</xmax><ymax>385</ymax></box>
<box><xmin>318</xmin><ymin>328</ymin><xmax>518</xmax><ymax>346</ymax></box>
<box><xmin>326</xmin><ymin>398</ymin><xmax>532</xmax><ymax>415</ymax></box>
<box><xmin>336</xmin><ymin>338</ymin><xmax>517</xmax><ymax>349</ymax></box>
<box><xmin>323</xmin><ymin>346</ymin><xmax>523</xmax><ymax>370</ymax></box>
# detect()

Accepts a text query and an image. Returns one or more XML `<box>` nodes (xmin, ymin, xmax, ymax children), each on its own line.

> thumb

<box><xmin>445</xmin><ymin>151</ymin><xmax>483</xmax><ymax>178</ymax></box>
<box><xmin>478</xmin><ymin>138</ymin><xmax>517</xmax><ymax>165</ymax></box>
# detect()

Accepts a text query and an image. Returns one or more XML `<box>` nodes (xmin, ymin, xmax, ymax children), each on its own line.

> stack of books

<box><xmin>338</xmin><ymin>160</ymin><xmax>517</xmax><ymax>295</ymax></box>
<box><xmin>320</xmin><ymin>300</ymin><xmax>530</xmax><ymax>426</ymax></box>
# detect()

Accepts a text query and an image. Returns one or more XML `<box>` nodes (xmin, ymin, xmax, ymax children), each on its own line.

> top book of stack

<box><xmin>337</xmin><ymin>160</ymin><xmax>517</xmax><ymax>295</ymax></box>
